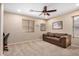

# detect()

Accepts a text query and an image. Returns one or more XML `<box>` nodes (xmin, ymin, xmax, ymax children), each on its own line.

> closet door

<box><xmin>22</xmin><ymin>19</ymin><xmax>34</xmax><ymax>32</ymax></box>
<box><xmin>28</xmin><ymin>20</ymin><xmax>34</xmax><ymax>32</ymax></box>
<box><xmin>22</xmin><ymin>19</ymin><xmax>29</xmax><ymax>32</ymax></box>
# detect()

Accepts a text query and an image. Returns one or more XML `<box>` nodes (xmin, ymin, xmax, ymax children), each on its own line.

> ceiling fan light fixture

<box><xmin>17</xmin><ymin>9</ymin><xmax>21</xmax><ymax>12</ymax></box>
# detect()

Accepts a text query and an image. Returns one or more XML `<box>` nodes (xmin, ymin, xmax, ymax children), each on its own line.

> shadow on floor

<box><xmin>67</xmin><ymin>44</ymin><xmax>79</xmax><ymax>50</ymax></box>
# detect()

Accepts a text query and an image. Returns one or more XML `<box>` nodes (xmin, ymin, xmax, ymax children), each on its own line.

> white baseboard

<box><xmin>8</xmin><ymin>39</ymin><xmax>42</xmax><ymax>46</ymax></box>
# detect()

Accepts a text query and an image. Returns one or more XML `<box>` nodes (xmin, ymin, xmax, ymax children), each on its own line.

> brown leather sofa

<box><xmin>43</xmin><ymin>32</ymin><xmax>71</xmax><ymax>48</ymax></box>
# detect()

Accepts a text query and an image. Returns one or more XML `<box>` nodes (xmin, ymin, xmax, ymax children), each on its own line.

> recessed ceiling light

<box><xmin>76</xmin><ymin>3</ymin><xmax>79</xmax><ymax>6</ymax></box>
<box><xmin>17</xmin><ymin>9</ymin><xmax>21</xmax><ymax>12</ymax></box>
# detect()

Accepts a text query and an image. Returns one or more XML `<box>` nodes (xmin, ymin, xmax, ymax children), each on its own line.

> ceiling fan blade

<box><xmin>47</xmin><ymin>10</ymin><xmax>56</xmax><ymax>12</ymax></box>
<box><xmin>39</xmin><ymin>12</ymin><xmax>43</xmax><ymax>16</ymax></box>
<box><xmin>30</xmin><ymin>10</ymin><xmax>42</xmax><ymax>12</ymax></box>
<box><xmin>47</xmin><ymin>13</ymin><xmax>50</xmax><ymax>16</ymax></box>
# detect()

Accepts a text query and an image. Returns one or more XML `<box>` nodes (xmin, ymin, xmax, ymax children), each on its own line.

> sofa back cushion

<box><xmin>54</xmin><ymin>33</ymin><xmax>61</xmax><ymax>38</ymax></box>
<box><xmin>47</xmin><ymin>32</ymin><xmax>55</xmax><ymax>37</ymax></box>
<box><xmin>47</xmin><ymin>32</ymin><xmax>68</xmax><ymax>38</ymax></box>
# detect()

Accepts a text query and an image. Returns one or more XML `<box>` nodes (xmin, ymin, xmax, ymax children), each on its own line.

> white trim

<box><xmin>1</xmin><ymin>4</ymin><xmax>4</xmax><ymax>56</ymax></box>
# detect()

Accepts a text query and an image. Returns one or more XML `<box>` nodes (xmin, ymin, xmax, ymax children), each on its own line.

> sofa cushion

<box><xmin>53</xmin><ymin>34</ymin><xmax>61</xmax><ymax>38</ymax></box>
<box><xmin>46</xmin><ymin>37</ymin><xmax>60</xmax><ymax>41</ymax></box>
<box><xmin>47</xmin><ymin>32</ymin><xmax>55</xmax><ymax>37</ymax></box>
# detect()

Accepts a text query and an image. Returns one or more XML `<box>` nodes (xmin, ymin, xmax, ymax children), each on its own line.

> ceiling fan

<box><xmin>30</xmin><ymin>6</ymin><xmax>57</xmax><ymax>16</ymax></box>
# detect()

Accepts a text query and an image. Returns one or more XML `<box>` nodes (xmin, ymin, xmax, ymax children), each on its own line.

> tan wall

<box><xmin>4</xmin><ymin>10</ymin><xmax>79</xmax><ymax>44</ymax></box>
<box><xmin>47</xmin><ymin>10</ymin><xmax>79</xmax><ymax>36</ymax></box>
<box><xmin>4</xmin><ymin>12</ymin><xmax>47</xmax><ymax>44</ymax></box>
<box><xmin>47</xmin><ymin>17</ymin><xmax>65</xmax><ymax>33</ymax></box>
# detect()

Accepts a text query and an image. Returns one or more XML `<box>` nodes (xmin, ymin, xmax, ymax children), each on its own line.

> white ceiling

<box><xmin>4</xmin><ymin>3</ymin><xmax>79</xmax><ymax>19</ymax></box>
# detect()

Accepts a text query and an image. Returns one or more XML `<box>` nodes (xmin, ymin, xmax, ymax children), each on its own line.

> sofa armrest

<box><xmin>42</xmin><ymin>34</ymin><xmax>48</xmax><ymax>40</ymax></box>
<box><xmin>60</xmin><ymin>36</ymin><xmax>66</xmax><ymax>43</ymax></box>
<box><xmin>60</xmin><ymin>35</ymin><xmax>71</xmax><ymax>48</ymax></box>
